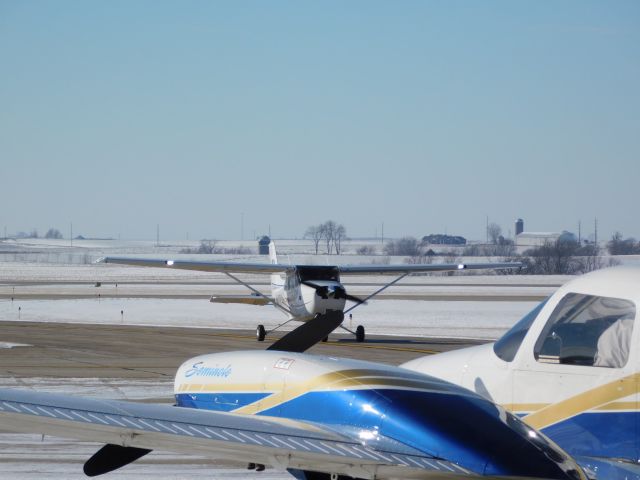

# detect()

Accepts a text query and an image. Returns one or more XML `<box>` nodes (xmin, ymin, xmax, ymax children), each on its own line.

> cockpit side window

<box><xmin>534</xmin><ymin>293</ymin><xmax>636</xmax><ymax>368</ymax></box>
<box><xmin>494</xmin><ymin>300</ymin><xmax>547</xmax><ymax>362</ymax></box>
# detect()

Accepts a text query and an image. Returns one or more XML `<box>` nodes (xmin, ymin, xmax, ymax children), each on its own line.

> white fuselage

<box><xmin>271</xmin><ymin>272</ymin><xmax>346</xmax><ymax>321</ymax></box>
<box><xmin>402</xmin><ymin>266</ymin><xmax>640</xmax><ymax>469</ymax></box>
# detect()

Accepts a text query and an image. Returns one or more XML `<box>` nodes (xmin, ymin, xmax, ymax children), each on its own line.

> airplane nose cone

<box><xmin>379</xmin><ymin>389</ymin><xmax>586</xmax><ymax>479</ymax></box>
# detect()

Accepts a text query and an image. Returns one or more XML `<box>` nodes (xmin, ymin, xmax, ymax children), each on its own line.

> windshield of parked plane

<box><xmin>494</xmin><ymin>300</ymin><xmax>548</xmax><ymax>362</ymax></box>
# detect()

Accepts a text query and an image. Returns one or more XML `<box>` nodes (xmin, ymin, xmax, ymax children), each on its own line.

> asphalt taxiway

<box><xmin>0</xmin><ymin>321</ymin><xmax>483</xmax><ymax>386</ymax></box>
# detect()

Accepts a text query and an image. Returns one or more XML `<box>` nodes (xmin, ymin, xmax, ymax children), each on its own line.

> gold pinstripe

<box><xmin>178</xmin><ymin>370</ymin><xmax>640</xmax><ymax>431</ymax></box>
<box><xmin>178</xmin><ymin>368</ymin><xmax>459</xmax><ymax>415</ymax></box>
<box><xmin>522</xmin><ymin>373</ymin><xmax>640</xmax><ymax>429</ymax></box>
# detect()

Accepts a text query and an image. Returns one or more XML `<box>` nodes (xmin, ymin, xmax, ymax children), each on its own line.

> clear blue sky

<box><xmin>1</xmin><ymin>1</ymin><xmax>638</xmax><ymax>241</ymax></box>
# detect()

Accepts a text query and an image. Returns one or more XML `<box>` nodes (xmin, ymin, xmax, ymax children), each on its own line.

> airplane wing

<box><xmin>100</xmin><ymin>257</ymin><xmax>293</xmax><ymax>274</ymax></box>
<box><xmin>337</xmin><ymin>262</ymin><xmax>522</xmax><ymax>275</ymax></box>
<box><xmin>100</xmin><ymin>257</ymin><xmax>520</xmax><ymax>276</ymax></box>
<box><xmin>0</xmin><ymin>388</ymin><xmax>476</xmax><ymax>479</ymax></box>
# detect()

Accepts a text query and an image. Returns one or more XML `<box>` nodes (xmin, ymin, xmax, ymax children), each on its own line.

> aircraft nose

<box><xmin>378</xmin><ymin>389</ymin><xmax>586</xmax><ymax>480</ymax></box>
<box><xmin>332</xmin><ymin>286</ymin><xmax>347</xmax><ymax>299</ymax></box>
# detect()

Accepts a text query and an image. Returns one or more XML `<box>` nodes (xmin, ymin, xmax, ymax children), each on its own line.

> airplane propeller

<box><xmin>301</xmin><ymin>281</ymin><xmax>366</xmax><ymax>305</ymax></box>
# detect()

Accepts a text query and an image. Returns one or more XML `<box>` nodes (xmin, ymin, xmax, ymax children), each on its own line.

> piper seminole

<box><xmin>102</xmin><ymin>242</ymin><xmax>520</xmax><ymax>342</ymax></box>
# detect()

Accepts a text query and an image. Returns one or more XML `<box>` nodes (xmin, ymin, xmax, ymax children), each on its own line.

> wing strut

<box><xmin>223</xmin><ymin>272</ymin><xmax>292</xmax><ymax>316</ymax></box>
<box><xmin>344</xmin><ymin>273</ymin><xmax>409</xmax><ymax>314</ymax></box>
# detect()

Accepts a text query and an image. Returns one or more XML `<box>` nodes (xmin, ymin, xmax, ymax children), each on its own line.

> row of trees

<box><xmin>180</xmin><ymin>240</ymin><xmax>252</xmax><ymax>255</ymax></box>
<box><xmin>517</xmin><ymin>240</ymin><xmax>604</xmax><ymax>275</ymax></box>
<box><xmin>305</xmin><ymin>221</ymin><xmax>347</xmax><ymax>255</ymax></box>
<box><xmin>607</xmin><ymin>232</ymin><xmax>640</xmax><ymax>255</ymax></box>
<box><xmin>14</xmin><ymin>228</ymin><xmax>63</xmax><ymax>239</ymax></box>
<box><xmin>382</xmin><ymin>235</ymin><xmax>607</xmax><ymax>275</ymax></box>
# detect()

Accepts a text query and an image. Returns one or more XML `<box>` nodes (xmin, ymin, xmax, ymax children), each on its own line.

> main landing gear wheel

<box><xmin>256</xmin><ymin>324</ymin><xmax>266</xmax><ymax>342</ymax></box>
<box><xmin>356</xmin><ymin>325</ymin><xmax>365</xmax><ymax>342</ymax></box>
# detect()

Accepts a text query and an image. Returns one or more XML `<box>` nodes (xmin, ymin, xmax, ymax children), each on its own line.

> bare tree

<box><xmin>45</xmin><ymin>228</ymin><xmax>63</xmax><ymax>239</ymax></box>
<box><xmin>334</xmin><ymin>224</ymin><xmax>347</xmax><ymax>255</ymax></box>
<box><xmin>384</xmin><ymin>237</ymin><xmax>420</xmax><ymax>256</ymax></box>
<box><xmin>305</xmin><ymin>221</ymin><xmax>347</xmax><ymax>255</ymax></box>
<box><xmin>305</xmin><ymin>226</ymin><xmax>323</xmax><ymax>255</ymax></box>
<box><xmin>487</xmin><ymin>223</ymin><xmax>502</xmax><ymax>244</ymax></box>
<box><xmin>357</xmin><ymin>245</ymin><xmax>376</xmax><ymax>255</ymax></box>
<box><xmin>322</xmin><ymin>220</ymin><xmax>337</xmax><ymax>254</ymax></box>
<box><xmin>520</xmin><ymin>239</ymin><xmax>591</xmax><ymax>274</ymax></box>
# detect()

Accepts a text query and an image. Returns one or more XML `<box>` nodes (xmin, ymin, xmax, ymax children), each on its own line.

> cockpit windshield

<box><xmin>297</xmin><ymin>266</ymin><xmax>340</xmax><ymax>282</ymax></box>
<box><xmin>494</xmin><ymin>300</ymin><xmax>548</xmax><ymax>362</ymax></box>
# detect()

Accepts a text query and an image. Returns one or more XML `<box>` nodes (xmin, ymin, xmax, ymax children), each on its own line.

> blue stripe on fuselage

<box><xmin>175</xmin><ymin>392</ymin><xmax>270</xmax><ymax>411</ymax></box>
<box><xmin>541</xmin><ymin>411</ymin><xmax>639</xmax><ymax>462</ymax></box>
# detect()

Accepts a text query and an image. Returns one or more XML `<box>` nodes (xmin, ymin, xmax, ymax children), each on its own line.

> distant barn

<box><xmin>422</xmin><ymin>234</ymin><xmax>467</xmax><ymax>245</ymax></box>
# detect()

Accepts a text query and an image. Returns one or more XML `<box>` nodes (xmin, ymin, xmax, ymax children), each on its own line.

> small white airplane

<box><xmin>101</xmin><ymin>242</ymin><xmax>521</xmax><ymax>342</ymax></box>
<box><xmin>1</xmin><ymin>266</ymin><xmax>639</xmax><ymax>478</ymax></box>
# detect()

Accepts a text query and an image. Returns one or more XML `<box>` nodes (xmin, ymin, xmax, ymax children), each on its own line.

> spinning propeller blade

<box><xmin>301</xmin><ymin>281</ymin><xmax>366</xmax><ymax>305</ymax></box>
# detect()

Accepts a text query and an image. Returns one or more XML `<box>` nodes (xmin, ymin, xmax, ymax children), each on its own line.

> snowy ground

<box><xmin>0</xmin><ymin>297</ymin><xmax>538</xmax><ymax>340</ymax></box>
<box><xmin>0</xmin><ymin>434</ymin><xmax>286</xmax><ymax>480</ymax></box>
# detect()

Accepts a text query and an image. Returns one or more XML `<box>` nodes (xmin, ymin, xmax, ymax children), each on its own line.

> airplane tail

<box><xmin>269</xmin><ymin>241</ymin><xmax>278</xmax><ymax>265</ymax></box>
<box><xmin>268</xmin><ymin>242</ymin><xmax>282</xmax><ymax>302</ymax></box>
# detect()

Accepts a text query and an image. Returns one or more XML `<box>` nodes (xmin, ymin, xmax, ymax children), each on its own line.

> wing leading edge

<box><xmin>100</xmin><ymin>257</ymin><xmax>293</xmax><ymax>274</ymax></box>
<box><xmin>100</xmin><ymin>256</ymin><xmax>521</xmax><ymax>276</ymax></box>
<box><xmin>0</xmin><ymin>388</ymin><xmax>474</xmax><ymax>479</ymax></box>
<box><xmin>337</xmin><ymin>262</ymin><xmax>522</xmax><ymax>275</ymax></box>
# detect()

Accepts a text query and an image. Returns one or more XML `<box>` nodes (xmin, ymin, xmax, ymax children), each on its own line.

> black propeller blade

<box><xmin>301</xmin><ymin>281</ymin><xmax>366</xmax><ymax>305</ymax></box>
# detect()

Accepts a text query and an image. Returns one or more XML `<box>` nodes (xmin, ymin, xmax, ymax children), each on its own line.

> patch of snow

<box><xmin>0</xmin><ymin>342</ymin><xmax>31</xmax><ymax>349</ymax></box>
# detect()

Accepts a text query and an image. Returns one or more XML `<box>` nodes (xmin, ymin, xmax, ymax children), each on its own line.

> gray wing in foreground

<box><xmin>338</xmin><ymin>262</ymin><xmax>523</xmax><ymax>275</ymax></box>
<box><xmin>0</xmin><ymin>388</ymin><xmax>474</xmax><ymax>479</ymax></box>
<box><xmin>100</xmin><ymin>257</ymin><xmax>293</xmax><ymax>274</ymax></box>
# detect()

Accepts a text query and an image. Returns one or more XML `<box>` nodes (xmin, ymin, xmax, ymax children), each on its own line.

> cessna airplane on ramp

<box><xmin>2</xmin><ymin>267</ymin><xmax>640</xmax><ymax>478</ymax></box>
<box><xmin>101</xmin><ymin>242</ymin><xmax>521</xmax><ymax>342</ymax></box>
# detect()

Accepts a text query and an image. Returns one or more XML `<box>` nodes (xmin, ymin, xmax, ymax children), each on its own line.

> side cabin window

<box><xmin>534</xmin><ymin>293</ymin><xmax>636</xmax><ymax>368</ymax></box>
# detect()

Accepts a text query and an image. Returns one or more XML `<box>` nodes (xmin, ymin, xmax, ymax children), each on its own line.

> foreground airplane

<box><xmin>1</xmin><ymin>267</ymin><xmax>637</xmax><ymax>478</ymax></box>
<box><xmin>101</xmin><ymin>242</ymin><xmax>520</xmax><ymax>342</ymax></box>
<box><xmin>403</xmin><ymin>266</ymin><xmax>640</xmax><ymax>479</ymax></box>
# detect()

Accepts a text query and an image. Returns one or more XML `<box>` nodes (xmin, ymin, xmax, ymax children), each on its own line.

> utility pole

<box><xmin>381</xmin><ymin>222</ymin><xmax>384</xmax><ymax>245</ymax></box>
<box><xmin>578</xmin><ymin>220</ymin><xmax>581</xmax><ymax>244</ymax></box>
<box><xmin>486</xmin><ymin>215</ymin><xmax>489</xmax><ymax>244</ymax></box>
<box><xmin>156</xmin><ymin>224</ymin><xmax>160</xmax><ymax>247</ymax></box>
<box><xmin>594</xmin><ymin>218</ymin><xmax>598</xmax><ymax>246</ymax></box>
<box><xmin>70</xmin><ymin>222</ymin><xmax>73</xmax><ymax>247</ymax></box>
<box><xmin>241</xmin><ymin>212</ymin><xmax>244</xmax><ymax>241</ymax></box>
